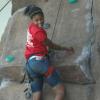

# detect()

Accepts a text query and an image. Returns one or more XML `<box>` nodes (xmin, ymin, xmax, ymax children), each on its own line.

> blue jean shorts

<box><xmin>26</xmin><ymin>56</ymin><xmax>62</xmax><ymax>93</ymax></box>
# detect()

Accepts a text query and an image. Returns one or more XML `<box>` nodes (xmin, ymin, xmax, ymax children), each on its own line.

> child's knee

<box><xmin>53</xmin><ymin>84</ymin><xmax>65</xmax><ymax>95</ymax></box>
<box><xmin>45</xmin><ymin>68</ymin><xmax>62</xmax><ymax>87</ymax></box>
<box><xmin>30</xmin><ymin>79</ymin><xmax>43</xmax><ymax>93</ymax></box>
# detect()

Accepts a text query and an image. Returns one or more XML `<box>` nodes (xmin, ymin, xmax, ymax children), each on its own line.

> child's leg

<box><xmin>44</xmin><ymin>68</ymin><xmax>65</xmax><ymax>100</ymax></box>
<box><xmin>30</xmin><ymin>78</ymin><xmax>43</xmax><ymax>100</ymax></box>
<box><xmin>53</xmin><ymin>84</ymin><xmax>65</xmax><ymax>100</ymax></box>
<box><xmin>33</xmin><ymin>91</ymin><xmax>42</xmax><ymax>100</ymax></box>
<box><xmin>26</xmin><ymin>60</ymin><xmax>44</xmax><ymax>100</ymax></box>
<box><xmin>26</xmin><ymin>71</ymin><xmax>43</xmax><ymax>100</ymax></box>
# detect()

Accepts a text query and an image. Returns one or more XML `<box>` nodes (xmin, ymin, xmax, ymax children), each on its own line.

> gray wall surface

<box><xmin>0</xmin><ymin>0</ymin><xmax>100</xmax><ymax>100</ymax></box>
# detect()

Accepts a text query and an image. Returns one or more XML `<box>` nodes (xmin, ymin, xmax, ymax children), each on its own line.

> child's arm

<box><xmin>44</xmin><ymin>38</ymin><xmax>75</xmax><ymax>54</ymax></box>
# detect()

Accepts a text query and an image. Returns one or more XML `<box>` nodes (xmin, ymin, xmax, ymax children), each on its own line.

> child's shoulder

<box><xmin>29</xmin><ymin>23</ymin><xmax>45</xmax><ymax>33</ymax></box>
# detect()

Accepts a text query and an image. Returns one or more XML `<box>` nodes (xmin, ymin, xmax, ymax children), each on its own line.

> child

<box><xmin>24</xmin><ymin>5</ymin><xmax>74</xmax><ymax>100</ymax></box>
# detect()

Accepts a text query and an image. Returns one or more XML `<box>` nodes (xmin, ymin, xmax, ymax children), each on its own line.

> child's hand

<box><xmin>66</xmin><ymin>47</ymin><xmax>75</xmax><ymax>55</ymax></box>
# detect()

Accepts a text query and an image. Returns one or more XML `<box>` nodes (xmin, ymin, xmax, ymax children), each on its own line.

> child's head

<box><xmin>24</xmin><ymin>5</ymin><xmax>44</xmax><ymax>27</ymax></box>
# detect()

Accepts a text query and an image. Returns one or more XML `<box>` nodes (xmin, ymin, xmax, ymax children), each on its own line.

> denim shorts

<box><xmin>26</xmin><ymin>56</ymin><xmax>62</xmax><ymax>93</ymax></box>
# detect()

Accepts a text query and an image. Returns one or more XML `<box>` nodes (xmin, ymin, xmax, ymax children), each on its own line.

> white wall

<box><xmin>0</xmin><ymin>0</ymin><xmax>12</xmax><ymax>41</ymax></box>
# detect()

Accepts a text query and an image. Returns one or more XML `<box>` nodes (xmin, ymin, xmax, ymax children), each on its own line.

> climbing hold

<box><xmin>68</xmin><ymin>0</ymin><xmax>77</xmax><ymax>4</ymax></box>
<box><xmin>71</xmin><ymin>8</ymin><xmax>80</xmax><ymax>13</ymax></box>
<box><xmin>70</xmin><ymin>8</ymin><xmax>80</xmax><ymax>17</ymax></box>
<box><xmin>43</xmin><ymin>23</ymin><xmax>50</xmax><ymax>29</ymax></box>
<box><xmin>5</xmin><ymin>55</ymin><xmax>15</xmax><ymax>63</ymax></box>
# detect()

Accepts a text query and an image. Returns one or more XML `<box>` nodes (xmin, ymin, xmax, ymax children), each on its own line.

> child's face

<box><xmin>32</xmin><ymin>15</ymin><xmax>44</xmax><ymax>27</ymax></box>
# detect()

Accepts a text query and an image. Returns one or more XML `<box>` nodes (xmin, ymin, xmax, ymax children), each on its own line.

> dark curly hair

<box><xmin>24</xmin><ymin>5</ymin><xmax>44</xmax><ymax>19</ymax></box>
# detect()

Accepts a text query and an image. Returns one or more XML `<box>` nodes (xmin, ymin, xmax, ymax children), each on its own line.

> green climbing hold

<box><xmin>68</xmin><ymin>0</ymin><xmax>77</xmax><ymax>4</ymax></box>
<box><xmin>5</xmin><ymin>55</ymin><xmax>15</xmax><ymax>63</ymax></box>
<box><xmin>43</xmin><ymin>23</ymin><xmax>50</xmax><ymax>29</ymax></box>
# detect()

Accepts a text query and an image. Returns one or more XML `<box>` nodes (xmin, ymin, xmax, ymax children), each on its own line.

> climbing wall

<box><xmin>51</xmin><ymin>0</ymin><xmax>86</xmax><ymax>64</ymax></box>
<box><xmin>0</xmin><ymin>0</ymin><xmax>93</xmax><ymax>83</ymax></box>
<box><xmin>0</xmin><ymin>0</ymin><xmax>100</xmax><ymax>100</ymax></box>
<box><xmin>0</xmin><ymin>0</ymin><xmax>61</xmax><ymax>66</ymax></box>
<box><xmin>0</xmin><ymin>0</ymin><xmax>64</xmax><ymax>80</ymax></box>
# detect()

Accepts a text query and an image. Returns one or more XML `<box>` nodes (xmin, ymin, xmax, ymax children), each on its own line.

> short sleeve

<box><xmin>35</xmin><ymin>31</ymin><xmax>47</xmax><ymax>42</ymax></box>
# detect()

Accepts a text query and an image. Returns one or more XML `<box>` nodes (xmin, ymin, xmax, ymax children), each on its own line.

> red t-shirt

<box><xmin>24</xmin><ymin>23</ymin><xmax>48</xmax><ymax>60</ymax></box>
